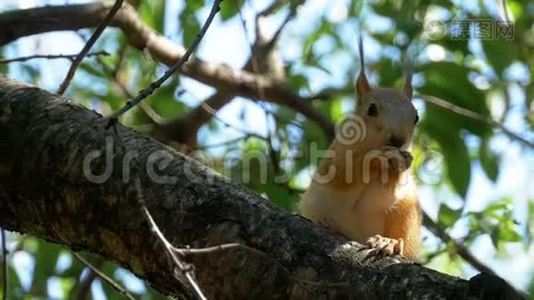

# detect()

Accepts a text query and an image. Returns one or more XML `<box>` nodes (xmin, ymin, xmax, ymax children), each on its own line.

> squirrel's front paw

<box><xmin>379</xmin><ymin>146</ymin><xmax>412</xmax><ymax>171</ymax></box>
<box><xmin>366</xmin><ymin>235</ymin><xmax>404</xmax><ymax>257</ymax></box>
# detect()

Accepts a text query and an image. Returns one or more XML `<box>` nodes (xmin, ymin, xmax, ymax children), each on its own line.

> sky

<box><xmin>1</xmin><ymin>0</ymin><xmax>534</xmax><ymax>297</ymax></box>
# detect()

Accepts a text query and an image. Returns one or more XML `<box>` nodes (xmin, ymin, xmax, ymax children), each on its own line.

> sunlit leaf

<box><xmin>138</xmin><ymin>0</ymin><xmax>166</xmax><ymax>33</ymax></box>
<box><xmin>219</xmin><ymin>0</ymin><xmax>243</xmax><ymax>21</ymax></box>
<box><xmin>437</xmin><ymin>203</ymin><xmax>463</xmax><ymax>228</ymax></box>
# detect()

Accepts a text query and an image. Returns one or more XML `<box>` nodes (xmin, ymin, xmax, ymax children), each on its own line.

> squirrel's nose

<box><xmin>389</xmin><ymin>136</ymin><xmax>405</xmax><ymax>148</ymax></box>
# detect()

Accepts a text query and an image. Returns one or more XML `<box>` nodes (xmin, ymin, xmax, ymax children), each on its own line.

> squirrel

<box><xmin>298</xmin><ymin>36</ymin><xmax>421</xmax><ymax>260</ymax></box>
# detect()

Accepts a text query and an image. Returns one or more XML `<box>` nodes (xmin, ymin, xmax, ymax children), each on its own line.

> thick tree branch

<box><xmin>151</xmin><ymin>0</ymin><xmax>296</xmax><ymax>148</ymax></box>
<box><xmin>0</xmin><ymin>3</ymin><xmax>334</xmax><ymax>138</ymax></box>
<box><xmin>0</xmin><ymin>76</ymin><xmax>525</xmax><ymax>299</ymax></box>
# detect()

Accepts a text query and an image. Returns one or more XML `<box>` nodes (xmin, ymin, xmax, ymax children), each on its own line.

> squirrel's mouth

<box><xmin>388</xmin><ymin>136</ymin><xmax>406</xmax><ymax>148</ymax></box>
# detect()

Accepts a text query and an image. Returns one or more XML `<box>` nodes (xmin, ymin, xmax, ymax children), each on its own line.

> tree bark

<box><xmin>0</xmin><ymin>76</ymin><xmax>524</xmax><ymax>299</ymax></box>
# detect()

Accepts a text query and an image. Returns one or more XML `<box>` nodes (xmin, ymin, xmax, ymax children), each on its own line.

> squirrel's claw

<box><xmin>379</xmin><ymin>146</ymin><xmax>413</xmax><ymax>171</ymax></box>
<box><xmin>365</xmin><ymin>235</ymin><xmax>404</xmax><ymax>258</ymax></box>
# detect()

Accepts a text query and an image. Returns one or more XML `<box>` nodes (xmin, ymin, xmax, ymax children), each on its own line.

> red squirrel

<box><xmin>299</xmin><ymin>37</ymin><xmax>421</xmax><ymax>259</ymax></box>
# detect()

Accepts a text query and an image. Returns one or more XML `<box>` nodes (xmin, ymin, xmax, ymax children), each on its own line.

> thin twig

<box><xmin>420</xmin><ymin>94</ymin><xmax>534</xmax><ymax>149</ymax></box>
<box><xmin>57</xmin><ymin>0</ymin><xmax>123</xmax><ymax>94</ymax></box>
<box><xmin>175</xmin><ymin>243</ymin><xmax>247</xmax><ymax>256</ymax></box>
<box><xmin>422</xmin><ymin>211</ymin><xmax>496</xmax><ymax>275</ymax></box>
<box><xmin>94</xmin><ymin>56</ymin><xmax>165</xmax><ymax>125</ymax></box>
<box><xmin>199</xmin><ymin>99</ymin><xmax>269</xmax><ymax>141</ymax></box>
<box><xmin>1</xmin><ymin>229</ymin><xmax>7</xmax><ymax>300</ymax></box>
<box><xmin>257</xmin><ymin>0</ymin><xmax>285</xmax><ymax>17</ymax></box>
<box><xmin>134</xmin><ymin>180</ymin><xmax>207</xmax><ymax>300</ymax></box>
<box><xmin>0</xmin><ymin>51</ymin><xmax>109</xmax><ymax>64</ymax></box>
<box><xmin>75</xmin><ymin>261</ymin><xmax>101</xmax><ymax>300</ymax></box>
<box><xmin>238</xmin><ymin>0</ymin><xmax>300</xmax><ymax>172</ymax></box>
<box><xmin>70</xmin><ymin>251</ymin><xmax>136</xmax><ymax>300</ymax></box>
<box><xmin>106</xmin><ymin>0</ymin><xmax>222</xmax><ymax>123</ymax></box>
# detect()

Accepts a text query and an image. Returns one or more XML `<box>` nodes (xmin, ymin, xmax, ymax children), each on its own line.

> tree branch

<box><xmin>0</xmin><ymin>51</ymin><xmax>109</xmax><ymax>64</ymax></box>
<box><xmin>420</xmin><ymin>95</ymin><xmax>534</xmax><ymax>149</ymax></box>
<box><xmin>1</xmin><ymin>229</ymin><xmax>6</xmax><ymax>300</ymax></box>
<box><xmin>0</xmin><ymin>76</ymin><xmax>525</xmax><ymax>299</ymax></box>
<box><xmin>70</xmin><ymin>252</ymin><xmax>135</xmax><ymax>300</ymax></box>
<box><xmin>422</xmin><ymin>212</ymin><xmax>496</xmax><ymax>275</ymax></box>
<box><xmin>0</xmin><ymin>3</ymin><xmax>334</xmax><ymax>138</ymax></box>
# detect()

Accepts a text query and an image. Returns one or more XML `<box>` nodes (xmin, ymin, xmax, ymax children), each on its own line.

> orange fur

<box><xmin>384</xmin><ymin>197</ymin><xmax>421</xmax><ymax>260</ymax></box>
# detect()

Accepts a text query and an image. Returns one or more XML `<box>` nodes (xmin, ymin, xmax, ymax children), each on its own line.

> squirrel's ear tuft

<box><xmin>355</xmin><ymin>70</ymin><xmax>370</xmax><ymax>100</ymax></box>
<box><xmin>356</xmin><ymin>34</ymin><xmax>370</xmax><ymax>100</ymax></box>
<box><xmin>403</xmin><ymin>62</ymin><xmax>413</xmax><ymax>100</ymax></box>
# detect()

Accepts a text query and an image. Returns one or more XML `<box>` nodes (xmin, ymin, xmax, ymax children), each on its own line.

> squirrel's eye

<box><xmin>367</xmin><ymin>103</ymin><xmax>378</xmax><ymax>117</ymax></box>
<box><xmin>414</xmin><ymin>114</ymin><xmax>419</xmax><ymax>125</ymax></box>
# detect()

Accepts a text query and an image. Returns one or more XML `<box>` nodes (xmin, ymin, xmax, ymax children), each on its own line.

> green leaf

<box><xmin>482</xmin><ymin>39</ymin><xmax>518</xmax><ymax>78</ymax></box>
<box><xmin>80</xmin><ymin>62</ymin><xmax>107</xmax><ymax>78</ymax></box>
<box><xmin>179</xmin><ymin>0</ymin><xmax>206</xmax><ymax>47</ymax></box>
<box><xmin>146</xmin><ymin>82</ymin><xmax>184</xmax><ymax>119</ymax></box>
<box><xmin>185</xmin><ymin>0</ymin><xmax>205</xmax><ymax>12</ymax></box>
<box><xmin>255</xmin><ymin>182</ymin><xmax>299</xmax><ymax>212</ymax></box>
<box><xmin>527</xmin><ymin>199</ymin><xmax>534</xmax><ymax>246</ymax></box>
<box><xmin>138</xmin><ymin>0</ymin><xmax>166</xmax><ymax>33</ymax></box>
<box><xmin>437</xmin><ymin>203</ymin><xmax>463</xmax><ymax>228</ymax></box>
<box><xmin>32</xmin><ymin>240</ymin><xmax>62</xmax><ymax>295</ymax></box>
<box><xmin>479</xmin><ymin>139</ymin><xmax>499</xmax><ymax>182</ymax></box>
<box><xmin>302</xmin><ymin>17</ymin><xmax>334</xmax><ymax>61</ymax></box>
<box><xmin>419</xmin><ymin>62</ymin><xmax>492</xmax><ymax>138</ymax></box>
<box><xmin>422</xmin><ymin>121</ymin><xmax>471</xmax><ymax>198</ymax></box>
<box><xmin>219</xmin><ymin>0</ymin><xmax>243</xmax><ymax>21</ymax></box>
<box><xmin>349</xmin><ymin>0</ymin><xmax>364</xmax><ymax>17</ymax></box>
<box><xmin>375</xmin><ymin>58</ymin><xmax>401</xmax><ymax>87</ymax></box>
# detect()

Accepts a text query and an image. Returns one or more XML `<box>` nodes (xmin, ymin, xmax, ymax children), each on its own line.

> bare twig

<box><xmin>75</xmin><ymin>261</ymin><xmax>101</xmax><ymax>300</ymax></box>
<box><xmin>57</xmin><ymin>0</ymin><xmax>123</xmax><ymax>94</ymax></box>
<box><xmin>175</xmin><ymin>243</ymin><xmax>245</xmax><ymax>256</ymax></box>
<box><xmin>420</xmin><ymin>95</ymin><xmax>534</xmax><ymax>149</ymax></box>
<box><xmin>0</xmin><ymin>51</ymin><xmax>109</xmax><ymax>64</ymax></box>
<box><xmin>107</xmin><ymin>0</ymin><xmax>222</xmax><ymax>123</ymax></box>
<box><xmin>257</xmin><ymin>0</ymin><xmax>285</xmax><ymax>17</ymax></box>
<box><xmin>1</xmin><ymin>229</ymin><xmax>7</xmax><ymax>300</ymax></box>
<box><xmin>70</xmin><ymin>251</ymin><xmax>136</xmax><ymax>300</ymax></box>
<box><xmin>238</xmin><ymin>3</ymin><xmax>279</xmax><ymax>171</ymax></box>
<box><xmin>194</xmin><ymin>136</ymin><xmax>251</xmax><ymax>150</ymax></box>
<box><xmin>422</xmin><ymin>211</ymin><xmax>496</xmax><ymax>275</ymax></box>
<box><xmin>134</xmin><ymin>180</ymin><xmax>207</xmax><ymax>300</ymax></box>
<box><xmin>94</xmin><ymin>55</ymin><xmax>165</xmax><ymax>126</ymax></box>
